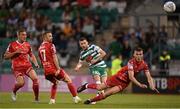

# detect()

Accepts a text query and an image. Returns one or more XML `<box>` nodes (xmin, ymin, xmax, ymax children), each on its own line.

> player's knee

<box><xmin>63</xmin><ymin>74</ymin><xmax>72</xmax><ymax>83</ymax></box>
<box><xmin>17</xmin><ymin>81</ymin><xmax>25</xmax><ymax>86</ymax></box>
<box><xmin>52</xmin><ymin>84</ymin><xmax>57</xmax><ymax>88</ymax></box>
<box><xmin>64</xmin><ymin>77</ymin><xmax>72</xmax><ymax>83</ymax></box>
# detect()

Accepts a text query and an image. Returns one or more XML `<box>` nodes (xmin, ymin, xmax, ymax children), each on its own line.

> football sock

<box><xmin>90</xmin><ymin>93</ymin><xmax>105</xmax><ymax>102</ymax></box>
<box><xmin>67</xmin><ymin>83</ymin><xmax>77</xmax><ymax>97</ymax></box>
<box><xmin>13</xmin><ymin>83</ymin><xmax>24</xmax><ymax>94</ymax></box>
<box><xmin>32</xmin><ymin>79</ymin><xmax>39</xmax><ymax>100</ymax></box>
<box><xmin>87</xmin><ymin>83</ymin><xmax>97</xmax><ymax>89</ymax></box>
<box><xmin>51</xmin><ymin>84</ymin><xmax>57</xmax><ymax>99</ymax></box>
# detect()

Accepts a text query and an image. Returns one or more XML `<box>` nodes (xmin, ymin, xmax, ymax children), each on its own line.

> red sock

<box><xmin>32</xmin><ymin>79</ymin><xmax>39</xmax><ymax>100</ymax></box>
<box><xmin>51</xmin><ymin>84</ymin><xmax>57</xmax><ymax>99</ymax></box>
<box><xmin>87</xmin><ymin>83</ymin><xmax>97</xmax><ymax>89</ymax></box>
<box><xmin>91</xmin><ymin>93</ymin><xmax>105</xmax><ymax>102</ymax></box>
<box><xmin>13</xmin><ymin>83</ymin><xmax>24</xmax><ymax>94</ymax></box>
<box><xmin>67</xmin><ymin>83</ymin><xmax>77</xmax><ymax>97</ymax></box>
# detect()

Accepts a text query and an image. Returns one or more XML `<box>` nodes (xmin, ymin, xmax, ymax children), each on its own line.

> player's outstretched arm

<box><xmin>30</xmin><ymin>54</ymin><xmax>39</xmax><ymax>68</ymax></box>
<box><xmin>145</xmin><ymin>70</ymin><xmax>156</xmax><ymax>90</ymax></box>
<box><xmin>128</xmin><ymin>70</ymin><xmax>147</xmax><ymax>88</ymax></box>
<box><xmin>4</xmin><ymin>49</ymin><xmax>22</xmax><ymax>60</ymax></box>
<box><xmin>74</xmin><ymin>60</ymin><xmax>82</xmax><ymax>72</ymax></box>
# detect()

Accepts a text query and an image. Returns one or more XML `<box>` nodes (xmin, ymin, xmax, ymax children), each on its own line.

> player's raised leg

<box><xmin>12</xmin><ymin>75</ymin><xmax>25</xmax><ymax>101</ymax></box>
<box><xmin>61</xmin><ymin>70</ymin><xmax>81</xmax><ymax>103</ymax></box>
<box><xmin>77</xmin><ymin>82</ymin><xmax>107</xmax><ymax>93</ymax></box>
<box><xmin>84</xmin><ymin>86</ymin><xmax>121</xmax><ymax>104</ymax></box>
<box><xmin>28</xmin><ymin>69</ymin><xmax>39</xmax><ymax>102</ymax></box>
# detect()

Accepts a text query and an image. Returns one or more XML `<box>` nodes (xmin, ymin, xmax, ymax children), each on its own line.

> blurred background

<box><xmin>0</xmin><ymin>0</ymin><xmax>180</xmax><ymax>94</ymax></box>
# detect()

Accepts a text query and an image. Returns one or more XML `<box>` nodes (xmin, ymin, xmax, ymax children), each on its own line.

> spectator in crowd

<box><xmin>145</xmin><ymin>25</ymin><xmax>156</xmax><ymax>48</ymax></box>
<box><xmin>93</xmin><ymin>14</ymin><xmax>102</xmax><ymax>34</ymax></box>
<box><xmin>61</xmin><ymin>20</ymin><xmax>73</xmax><ymax>38</ymax></box>
<box><xmin>77</xmin><ymin>0</ymin><xmax>92</xmax><ymax>8</ymax></box>
<box><xmin>111</xmin><ymin>54</ymin><xmax>122</xmax><ymax>76</ymax></box>
<box><xmin>159</xmin><ymin>50</ymin><xmax>171</xmax><ymax>76</ymax></box>
<box><xmin>67</xmin><ymin>37</ymin><xmax>79</xmax><ymax>58</ymax></box>
<box><xmin>0</xmin><ymin>17</ymin><xmax>6</xmax><ymax>38</ymax></box>
<box><xmin>62</xmin><ymin>5</ymin><xmax>73</xmax><ymax>22</ymax></box>
<box><xmin>74</xmin><ymin>24</ymin><xmax>84</xmax><ymax>41</ymax></box>
<box><xmin>121</xmin><ymin>39</ymin><xmax>131</xmax><ymax>64</ymax></box>
<box><xmin>82</xmin><ymin>16</ymin><xmax>95</xmax><ymax>41</ymax></box>
<box><xmin>108</xmin><ymin>32</ymin><xmax>123</xmax><ymax>59</ymax></box>
<box><xmin>29</xmin><ymin>34</ymin><xmax>39</xmax><ymax>51</ymax></box>
<box><xmin>159</xmin><ymin>25</ymin><xmax>168</xmax><ymax>50</ymax></box>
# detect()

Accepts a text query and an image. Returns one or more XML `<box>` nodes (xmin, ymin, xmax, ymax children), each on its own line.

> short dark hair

<box><xmin>17</xmin><ymin>28</ymin><xmax>26</xmax><ymax>35</ymax></box>
<box><xmin>134</xmin><ymin>47</ymin><xmax>143</xmax><ymax>52</ymax></box>
<box><xmin>42</xmin><ymin>31</ymin><xmax>51</xmax><ymax>39</ymax></box>
<box><xmin>79</xmin><ymin>37</ymin><xmax>88</xmax><ymax>42</ymax></box>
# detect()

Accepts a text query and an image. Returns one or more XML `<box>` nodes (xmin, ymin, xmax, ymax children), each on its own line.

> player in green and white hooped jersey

<box><xmin>75</xmin><ymin>37</ymin><xmax>107</xmax><ymax>103</ymax></box>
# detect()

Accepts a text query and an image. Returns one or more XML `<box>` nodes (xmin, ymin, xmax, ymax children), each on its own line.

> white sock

<box><xmin>73</xmin><ymin>96</ymin><xmax>78</xmax><ymax>99</ymax></box>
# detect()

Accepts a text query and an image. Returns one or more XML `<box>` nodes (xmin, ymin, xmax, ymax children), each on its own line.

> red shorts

<box><xmin>13</xmin><ymin>66</ymin><xmax>33</xmax><ymax>78</ymax></box>
<box><xmin>105</xmin><ymin>75</ymin><xmax>129</xmax><ymax>90</ymax></box>
<box><xmin>45</xmin><ymin>69</ymin><xmax>66</xmax><ymax>84</ymax></box>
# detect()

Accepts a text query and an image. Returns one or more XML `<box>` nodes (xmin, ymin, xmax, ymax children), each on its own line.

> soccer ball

<box><xmin>163</xmin><ymin>1</ymin><xmax>176</xmax><ymax>12</ymax></box>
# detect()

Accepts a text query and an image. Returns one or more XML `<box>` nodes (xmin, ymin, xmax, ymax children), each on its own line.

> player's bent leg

<box><xmin>12</xmin><ymin>76</ymin><xmax>25</xmax><ymax>101</ymax></box>
<box><xmin>84</xmin><ymin>86</ymin><xmax>121</xmax><ymax>104</ymax></box>
<box><xmin>93</xmin><ymin>75</ymin><xmax>101</xmax><ymax>84</ymax></box>
<box><xmin>92</xmin><ymin>74</ymin><xmax>106</xmax><ymax>104</ymax></box>
<box><xmin>28</xmin><ymin>69</ymin><xmax>39</xmax><ymax>101</ymax></box>
<box><xmin>63</xmin><ymin>73</ymin><xmax>81</xmax><ymax>103</ymax></box>
<box><xmin>77</xmin><ymin>82</ymin><xmax>107</xmax><ymax>93</ymax></box>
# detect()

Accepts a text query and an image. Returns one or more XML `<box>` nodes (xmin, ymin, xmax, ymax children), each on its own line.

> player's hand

<box><xmin>74</xmin><ymin>64</ymin><xmax>81</xmax><ymax>72</ymax></box>
<box><xmin>90</xmin><ymin>59</ymin><xmax>97</xmax><ymax>64</ymax></box>
<box><xmin>149</xmin><ymin>85</ymin><xmax>159</xmax><ymax>93</ymax></box>
<box><xmin>149</xmin><ymin>85</ymin><xmax>155</xmax><ymax>90</ymax></box>
<box><xmin>35</xmin><ymin>64</ymin><xmax>40</xmax><ymax>68</ymax></box>
<box><xmin>74</xmin><ymin>66</ymin><xmax>80</xmax><ymax>72</ymax></box>
<box><xmin>140</xmin><ymin>84</ymin><xmax>147</xmax><ymax>88</ymax></box>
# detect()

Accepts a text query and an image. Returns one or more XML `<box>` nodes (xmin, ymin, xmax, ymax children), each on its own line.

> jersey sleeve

<box><xmin>51</xmin><ymin>44</ymin><xmax>56</xmax><ymax>55</ymax></box>
<box><xmin>127</xmin><ymin>61</ymin><xmax>134</xmax><ymax>71</ymax></box>
<box><xmin>79</xmin><ymin>52</ymin><xmax>83</xmax><ymax>61</ymax></box>
<box><xmin>6</xmin><ymin>43</ymin><xmax>14</xmax><ymax>53</ymax></box>
<box><xmin>94</xmin><ymin>45</ymin><xmax>101</xmax><ymax>52</ymax></box>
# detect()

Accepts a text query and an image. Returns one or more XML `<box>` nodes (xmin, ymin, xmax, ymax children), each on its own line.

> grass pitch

<box><xmin>0</xmin><ymin>92</ymin><xmax>180</xmax><ymax>108</ymax></box>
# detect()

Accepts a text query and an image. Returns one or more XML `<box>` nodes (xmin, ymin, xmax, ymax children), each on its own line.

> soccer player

<box><xmin>75</xmin><ymin>37</ymin><xmax>107</xmax><ymax>103</ymax></box>
<box><xmin>38</xmin><ymin>31</ymin><xmax>81</xmax><ymax>104</ymax></box>
<box><xmin>77</xmin><ymin>47</ymin><xmax>157</xmax><ymax>104</ymax></box>
<box><xmin>4</xmin><ymin>28</ymin><xmax>39</xmax><ymax>102</ymax></box>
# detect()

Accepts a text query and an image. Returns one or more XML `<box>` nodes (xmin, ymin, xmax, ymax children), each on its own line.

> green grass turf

<box><xmin>0</xmin><ymin>92</ymin><xmax>180</xmax><ymax>108</ymax></box>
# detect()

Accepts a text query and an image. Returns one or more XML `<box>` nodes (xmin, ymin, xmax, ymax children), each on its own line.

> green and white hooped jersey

<box><xmin>79</xmin><ymin>44</ymin><xmax>107</xmax><ymax>68</ymax></box>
